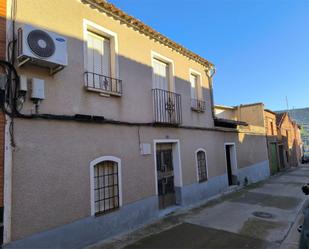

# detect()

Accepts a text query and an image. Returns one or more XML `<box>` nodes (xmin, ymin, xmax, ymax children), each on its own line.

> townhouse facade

<box><xmin>0</xmin><ymin>0</ymin><xmax>271</xmax><ymax>248</ymax></box>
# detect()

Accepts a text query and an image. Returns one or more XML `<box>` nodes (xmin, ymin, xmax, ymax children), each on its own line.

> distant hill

<box><xmin>277</xmin><ymin>107</ymin><xmax>309</xmax><ymax>146</ymax></box>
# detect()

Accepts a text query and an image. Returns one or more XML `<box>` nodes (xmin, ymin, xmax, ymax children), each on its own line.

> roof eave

<box><xmin>82</xmin><ymin>0</ymin><xmax>214</xmax><ymax>68</ymax></box>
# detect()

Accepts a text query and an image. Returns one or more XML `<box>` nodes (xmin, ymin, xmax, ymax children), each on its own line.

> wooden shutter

<box><xmin>190</xmin><ymin>74</ymin><xmax>197</xmax><ymax>99</ymax></box>
<box><xmin>153</xmin><ymin>59</ymin><xmax>169</xmax><ymax>90</ymax></box>
<box><xmin>87</xmin><ymin>31</ymin><xmax>111</xmax><ymax>88</ymax></box>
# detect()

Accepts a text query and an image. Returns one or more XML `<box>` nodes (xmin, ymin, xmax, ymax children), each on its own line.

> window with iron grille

<box><xmin>93</xmin><ymin>161</ymin><xmax>119</xmax><ymax>215</ymax></box>
<box><xmin>197</xmin><ymin>150</ymin><xmax>208</xmax><ymax>182</ymax></box>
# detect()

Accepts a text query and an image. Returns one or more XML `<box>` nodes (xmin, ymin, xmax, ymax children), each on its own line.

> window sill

<box><xmin>85</xmin><ymin>86</ymin><xmax>122</xmax><ymax>97</ymax></box>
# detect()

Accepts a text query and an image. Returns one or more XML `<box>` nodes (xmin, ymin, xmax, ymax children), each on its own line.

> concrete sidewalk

<box><xmin>87</xmin><ymin>165</ymin><xmax>309</xmax><ymax>249</ymax></box>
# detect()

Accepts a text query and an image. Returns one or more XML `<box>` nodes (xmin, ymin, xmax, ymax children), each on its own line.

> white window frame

<box><xmin>83</xmin><ymin>19</ymin><xmax>119</xmax><ymax>95</ymax></box>
<box><xmin>89</xmin><ymin>156</ymin><xmax>122</xmax><ymax>216</ymax></box>
<box><xmin>189</xmin><ymin>68</ymin><xmax>203</xmax><ymax>100</ymax></box>
<box><xmin>195</xmin><ymin>148</ymin><xmax>208</xmax><ymax>183</ymax></box>
<box><xmin>151</xmin><ymin>51</ymin><xmax>175</xmax><ymax>92</ymax></box>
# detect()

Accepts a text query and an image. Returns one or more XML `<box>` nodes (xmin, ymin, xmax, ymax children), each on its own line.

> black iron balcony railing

<box><xmin>191</xmin><ymin>98</ymin><xmax>206</xmax><ymax>112</ymax></box>
<box><xmin>152</xmin><ymin>88</ymin><xmax>182</xmax><ymax>125</ymax></box>
<box><xmin>84</xmin><ymin>71</ymin><xmax>122</xmax><ymax>96</ymax></box>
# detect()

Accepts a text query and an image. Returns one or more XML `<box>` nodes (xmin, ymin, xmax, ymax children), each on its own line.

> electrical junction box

<box><xmin>140</xmin><ymin>143</ymin><xmax>151</xmax><ymax>155</ymax></box>
<box><xmin>31</xmin><ymin>78</ymin><xmax>45</xmax><ymax>100</ymax></box>
<box><xmin>19</xmin><ymin>75</ymin><xmax>28</xmax><ymax>92</ymax></box>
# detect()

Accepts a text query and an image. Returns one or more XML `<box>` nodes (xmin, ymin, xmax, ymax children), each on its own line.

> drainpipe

<box><xmin>206</xmin><ymin>66</ymin><xmax>216</xmax><ymax>121</ymax></box>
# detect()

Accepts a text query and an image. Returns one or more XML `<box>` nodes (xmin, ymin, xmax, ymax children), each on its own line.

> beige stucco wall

<box><xmin>237</xmin><ymin>104</ymin><xmax>265</xmax><ymax>127</ymax></box>
<box><xmin>11</xmin><ymin>119</ymin><xmax>268</xmax><ymax>240</ymax></box>
<box><xmin>214</xmin><ymin>106</ymin><xmax>237</xmax><ymax>120</ymax></box>
<box><xmin>12</xmin><ymin>0</ymin><xmax>214</xmax><ymax>128</ymax></box>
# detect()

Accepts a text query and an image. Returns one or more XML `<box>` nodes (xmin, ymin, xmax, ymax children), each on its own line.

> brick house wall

<box><xmin>264</xmin><ymin>110</ymin><xmax>277</xmax><ymax>137</ymax></box>
<box><xmin>277</xmin><ymin>113</ymin><xmax>302</xmax><ymax>167</ymax></box>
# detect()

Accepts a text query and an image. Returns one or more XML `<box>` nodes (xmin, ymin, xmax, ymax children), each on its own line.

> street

<box><xmin>89</xmin><ymin>165</ymin><xmax>309</xmax><ymax>249</ymax></box>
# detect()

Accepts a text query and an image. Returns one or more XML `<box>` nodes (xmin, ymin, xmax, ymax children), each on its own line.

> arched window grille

<box><xmin>197</xmin><ymin>150</ymin><xmax>208</xmax><ymax>182</ymax></box>
<box><xmin>93</xmin><ymin>160</ymin><xmax>119</xmax><ymax>215</ymax></box>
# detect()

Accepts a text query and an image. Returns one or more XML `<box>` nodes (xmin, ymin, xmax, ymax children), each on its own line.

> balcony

<box><xmin>84</xmin><ymin>71</ymin><xmax>122</xmax><ymax>96</ymax></box>
<box><xmin>191</xmin><ymin>98</ymin><xmax>206</xmax><ymax>112</ymax></box>
<box><xmin>152</xmin><ymin>88</ymin><xmax>182</xmax><ymax>125</ymax></box>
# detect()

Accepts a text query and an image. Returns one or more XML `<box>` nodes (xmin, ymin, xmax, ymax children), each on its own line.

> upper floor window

<box><xmin>190</xmin><ymin>70</ymin><xmax>205</xmax><ymax>112</ymax></box>
<box><xmin>83</xmin><ymin>19</ymin><xmax>122</xmax><ymax>96</ymax></box>
<box><xmin>196</xmin><ymin>149</ymin><xmax>208</xmax><ymax>182</ymax></box>
<box><xmin>90</xmin><ymin>156</ymin><xmax>122</xmax><ymax>216</ymax></box>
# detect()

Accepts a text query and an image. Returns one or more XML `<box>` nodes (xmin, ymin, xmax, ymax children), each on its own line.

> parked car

<box><xmin>299</xmin><ymin>184</ymin><xmax>309</xmax><ymax>248</ymax></box>
<box><xmin>302</xmin><ymin>152</ymin><xmax>309</xmax><ymax>164</ymax></box>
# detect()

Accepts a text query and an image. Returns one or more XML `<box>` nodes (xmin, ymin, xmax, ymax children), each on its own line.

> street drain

<box><xmin>252</xmin><ymin>211</ymin><xmax>274</xmax><ymax>219</ymax></box>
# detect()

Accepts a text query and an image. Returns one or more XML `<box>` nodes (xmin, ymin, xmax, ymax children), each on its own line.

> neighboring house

<box><xmin>264</xmin><ymin>109</ymin><xmax>280</xmax><ymax>175</ymax></box>
<box><xmin>214</xmin><ymin>103</ymin><xmax>303</xmax><ymax>175</ymax></box>
<box><xmin>276</xmin><ymin>112</ymin><xmax>302</xmax><ymax>168</ymax></box>
<box><xmin>0</xmin><ymin>0</ymin><xmax>270</xmax><ymax>248</ymax></box>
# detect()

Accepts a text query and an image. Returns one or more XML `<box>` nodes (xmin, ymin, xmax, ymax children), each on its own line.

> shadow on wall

<box><xmin>6</xmin><ymin>19</ymin><xmax>214</xmax><ymax>128</ymax></box>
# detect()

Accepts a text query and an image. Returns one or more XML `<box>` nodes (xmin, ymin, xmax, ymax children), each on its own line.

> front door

<box><xmin>269</xmin><ymin>143</ymin><xmax>279</xmax><ymax>174</ymax></box>
<box><xmin>156</xmin><ymin>143</ymin><xmax>176</xmax><ymax>209</ymax></box>
<box><xmin>225</xmin><ymin>144</ymin><xmax>237</xmax><ymax>186</ymax></box>
<box><xmin>278</xmin><ymin>145</ymin><xmax>285</xmax><ymax>169</ymax></box>
<box><xmin>225</xmin><ymin>145</ymin><xmax>233</xmax><ymax>186</ymax></box>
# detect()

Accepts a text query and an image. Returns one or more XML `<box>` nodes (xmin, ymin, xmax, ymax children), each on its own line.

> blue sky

<box><xmin>108</xmin><ymin>0</ymin><xmax>309</xmax><ymax>111</ymax></box>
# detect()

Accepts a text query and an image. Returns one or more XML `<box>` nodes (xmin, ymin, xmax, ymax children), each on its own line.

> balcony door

<box><xmin>153</xmin><ymin>58</ymin><xmax>169</xmax><ymax>91</ymax></box>
<box><xmin>152</xmin><ymin>58</ymin><xmax>181</xmax><ymax>123</ymax></box>
<box><xmin>190</xmin><ymin>74</ymin><xmax>198</xmax><ymax>100</ymax></box>
<box><xmin>86</xmin><ymin>31</ymin><xmax>111</xmax><ymax>89</ymax></box>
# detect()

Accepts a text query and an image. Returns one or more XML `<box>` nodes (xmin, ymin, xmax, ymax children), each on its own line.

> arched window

<box><xmin>90</xmin><ymin>156</ymin><xmax>122</xmax><ymax>216</ymax></box>
<box><xmin>196</xmin><ymin>149</ymin><xmax>208</xmax><ymax>182</ymax></box>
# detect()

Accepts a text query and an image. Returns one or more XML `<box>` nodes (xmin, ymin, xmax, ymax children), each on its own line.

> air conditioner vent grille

<box><xmin>27</xmin><ymin>30</ymin><xmax>55</xmax><ymax>58</ymax></box>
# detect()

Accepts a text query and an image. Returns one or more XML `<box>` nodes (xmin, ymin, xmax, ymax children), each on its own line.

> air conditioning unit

<box><xmin>17</xmin><ymin>24</ymin><xmax>68</xmax><ymax>75</ymax></box>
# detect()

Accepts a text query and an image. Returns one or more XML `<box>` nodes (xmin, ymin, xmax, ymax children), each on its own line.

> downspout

<box><xmin>206</xmin><ymin>66</ymin><xmax>216</xmax><ymax>122</ymax></box>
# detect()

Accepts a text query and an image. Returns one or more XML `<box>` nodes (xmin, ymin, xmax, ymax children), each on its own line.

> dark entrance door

<box><xmin>156</xmin><ymin>143</ymin><xmax>176</xmax><ymax>209</ymax></box>
<box><xmin>278</xmin><ymin>144</ymin><xmax>285</xmax><ymax>169</ymax></box>
<box><xmin>269</xmin><ymin>143</ymin><xmax>279</xmax><ymax>174</ymax></box>
<box><xmin>225</xmin><ymin>145</ymin><xmax>233</xmax><ymax>186</ymax></box>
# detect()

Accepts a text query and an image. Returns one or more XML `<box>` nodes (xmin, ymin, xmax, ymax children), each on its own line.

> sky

<box><xmin>108</xmin><ymin>0</ymin><xmax>309</xmax><ymax>111</ymax></box>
